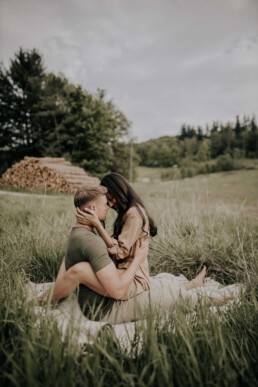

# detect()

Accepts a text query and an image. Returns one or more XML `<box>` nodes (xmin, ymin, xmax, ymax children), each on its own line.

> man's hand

<box><xmin>76</xmin><ymin>207</ymin><xmax>99</xmax><ymax>227</ymax></box>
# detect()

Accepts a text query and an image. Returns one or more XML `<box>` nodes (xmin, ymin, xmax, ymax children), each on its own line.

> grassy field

<box><xmin>1</xmin><ymin>169</ymin><xmax>258</xmax><ymax>386</ymax></box>
<box><xmin>137</xmin><ymin>166</ymin><xmax>170</xmax><ymax>182</ymax></box>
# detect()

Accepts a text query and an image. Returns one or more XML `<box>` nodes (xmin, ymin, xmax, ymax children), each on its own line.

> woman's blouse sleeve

<box><xmin>107</xmin><ymin>207</ymin><xmax>146</xmax><ymax>259</ymax></box>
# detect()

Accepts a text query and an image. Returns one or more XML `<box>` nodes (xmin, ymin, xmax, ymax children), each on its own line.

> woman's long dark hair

<box><xmin>100</xmin><ymin>173</ymin><xmax>157</xmax><ymax>239</ymax></box>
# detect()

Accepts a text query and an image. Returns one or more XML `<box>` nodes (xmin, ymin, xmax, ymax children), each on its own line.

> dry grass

<box><xmin>0</xmin><ymin>170</ymin><xmax>258</xmax><ymax>386</ymax></box>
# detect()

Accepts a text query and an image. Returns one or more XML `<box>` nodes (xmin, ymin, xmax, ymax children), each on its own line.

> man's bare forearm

<box><xmin>55</xmin><ymin>258</ymin><xmax>66</xmax><ymax>281</ymax></box>
<box><xmin>96</xmin><ymin>254</ymin><xmax>144</xmax><ymax>300</ymax></box>
<box><xmin>111</xmin><ymin>259</ymin><xmax>141</xmax><ymax>299</ymax></box>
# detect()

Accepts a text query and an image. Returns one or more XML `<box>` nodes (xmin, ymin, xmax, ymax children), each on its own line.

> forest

<box><xmin>136</xmin><ymin>115</ymin><xmax>258</xmax><ymax>179</ymax></box>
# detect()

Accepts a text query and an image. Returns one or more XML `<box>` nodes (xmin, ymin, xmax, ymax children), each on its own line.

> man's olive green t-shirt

<box><xmin>65</xmin><ymin>227</ymin><xmax>115</xmax><ymax>320</ymax></box>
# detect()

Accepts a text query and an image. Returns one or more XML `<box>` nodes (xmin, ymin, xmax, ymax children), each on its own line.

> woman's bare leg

<box><xmin>38</xmin><ymin>262</ymin><xmax>109</xmax><ymax>304</ymax></box>
<box><xmin>183</xmin><ymin>266</ymin><xmax>235</xmax><ymax>303</ymax></box>
<box><xmin>184</xmin><ymin>266</ymin><xmax>207</xmax><ymax>291</ymax></box>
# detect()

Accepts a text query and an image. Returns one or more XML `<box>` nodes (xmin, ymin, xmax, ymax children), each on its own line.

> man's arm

<box><xmin>95</xmin><ymin>243</ymin><xmax>146</xmax><ymax>299</ymax></box>
<box><xmin>56</xmin><ymin>258</ymin><xmax>66</xmax><ymax>281</ymax></box>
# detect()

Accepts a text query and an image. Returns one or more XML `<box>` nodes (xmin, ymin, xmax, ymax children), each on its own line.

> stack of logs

<box><xmin>0</xmin><ymin>157</ymin><xmax>100</xmax><ymax>193</ymax></box>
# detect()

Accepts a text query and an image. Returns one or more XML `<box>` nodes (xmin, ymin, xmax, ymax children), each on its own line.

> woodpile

<box><xmin>0</xmin><ymin>157</ymin><xmax>100</xmax><ymax>193</ymax></box>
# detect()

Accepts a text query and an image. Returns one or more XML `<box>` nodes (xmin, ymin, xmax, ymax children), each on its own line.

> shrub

<box><xmin>215</xmin><ymin>154</ymin><xmax>235</xmax><ymax>171</ymax></box>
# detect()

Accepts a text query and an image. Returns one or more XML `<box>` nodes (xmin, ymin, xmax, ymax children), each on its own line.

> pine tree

<box><xmin>0</xmin><ymin>48</ymin><xmax>45</xmax><ymax>160</ymax></box>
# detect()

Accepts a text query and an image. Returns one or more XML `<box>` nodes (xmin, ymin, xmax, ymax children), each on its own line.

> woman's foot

<box><xmin>184</xmin><ymin>265</ymin><xmax>207</xmax><ymax>291</ymax></box>
<box><xmin>37</xmin><ymin>289</ymin><xmax>55</xmax><ymax>305</ymax></box>
<box><xmin>37</xmin><ymin>294</ymin><xmax>49</xmax><ymax>305</ymax></box>
<box><xmin>208</xmin><ymin>293</ymin><xmax>235</xmax><ymax>304</ymax></box>
<box><xmin>192</xmin><ymin>265</ymin><xmax>207</xmax><ymax>287</ymax></box>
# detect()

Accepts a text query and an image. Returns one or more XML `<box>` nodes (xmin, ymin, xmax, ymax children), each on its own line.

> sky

<box><xmin>1</xmin><ymin>0</ymin><xmax>258</xmax><ymax>142</ymax></box>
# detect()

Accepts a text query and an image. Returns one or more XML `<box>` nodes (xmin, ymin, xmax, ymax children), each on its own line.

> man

<box><xmin>41</xmin><ymin>185</ymin><xmax>223</xmax><ymax>324</ymax></box>
<box><xmin>42</xmin><ymin>185</ymin><xmax>146</xmax><ymax>321</ymax></box>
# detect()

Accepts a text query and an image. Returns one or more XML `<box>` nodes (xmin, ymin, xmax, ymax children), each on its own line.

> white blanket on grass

<box><xmin>26</xmin><ymin>276</ymin><xmax>242</xmax><ymax>356</ymax></box>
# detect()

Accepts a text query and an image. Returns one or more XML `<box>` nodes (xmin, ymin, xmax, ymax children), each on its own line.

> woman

<box><xmin>39</xmin><ymin>173</ymin><xmax>157</xmax><ymax>303</ymax></box>
<box><xmin>77</xmin><ymin>172</ymin><xmax>159</xmax><ymax>298</ymax></box>
<box><xmin>39</xmin><ymin>174</ymin><xmax>233</xmax><ymax>315</ymax></box>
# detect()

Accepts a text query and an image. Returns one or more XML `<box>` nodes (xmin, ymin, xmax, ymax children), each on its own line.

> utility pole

<box><xmin>129</xmin><ymin>137</ymin><xmax>133</xmax><ymax>183</ymax></box>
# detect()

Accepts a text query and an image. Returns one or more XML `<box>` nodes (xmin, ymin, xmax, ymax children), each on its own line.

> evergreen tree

<box><xmin>250</xmin><ymin>115</ymin><xmax>257</xmax><ymax>133</ymax></box>
<box><xmin>197</xmin><ymin>126</ymin><xmax>204</xmax><ymax>141</ymax></box>
<box><xmin>244</xmin><ymin>115</ymin><xmax>258</xmax><ymax>157</ymax></box>
<box><xmin>179</xmin><ymin>124</ymin><xmax>187</xmax><ymax>140</ymax></box>
<box><xmin>0</xmin><ymin>48</ymin><xmax>45</xmax><ymax>160</ymax></box>
<box><xmin>235</xmin><ymin>115</ymin><xmax>242</xmax><ymax>138</ymax></box>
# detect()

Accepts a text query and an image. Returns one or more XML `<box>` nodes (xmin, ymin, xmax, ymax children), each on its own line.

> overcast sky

<box><xmin>1</xmin><ymin>0</ymin><xmax>258</xmax><ymax>142</ymax></box>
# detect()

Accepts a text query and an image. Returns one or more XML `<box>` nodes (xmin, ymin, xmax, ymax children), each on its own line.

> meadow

<box><xmin>0</xmin><ymin>169</ymin><xmax>258</xmax><ymax>387</ymax></box>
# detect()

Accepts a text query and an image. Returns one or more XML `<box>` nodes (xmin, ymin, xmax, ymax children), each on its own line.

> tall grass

<box><xmin>1</xmin><ymin>170</ymin><xmax>258</xmax><ymax>386</ymax></box>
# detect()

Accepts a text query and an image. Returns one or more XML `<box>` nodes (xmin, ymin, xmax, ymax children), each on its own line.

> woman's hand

<box><xmin>76</xmin><ymin>207</ymin><xmax>99</xmax><ymax>227</ymax></box>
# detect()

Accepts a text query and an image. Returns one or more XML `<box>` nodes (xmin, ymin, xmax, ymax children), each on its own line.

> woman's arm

<box><xmin>76</xmin><ymin>207</ymin><xmax>114</xmax><ymax>247</ymax></box>
<box><xmin>76</xmin><ymin>207</ymin><xmax>147</xmax><ymax>259</ymax></box>
<box><xmin>107</xmin><ymin>208</ymin><xmax>146</xmax><ymax>259</ymax></box>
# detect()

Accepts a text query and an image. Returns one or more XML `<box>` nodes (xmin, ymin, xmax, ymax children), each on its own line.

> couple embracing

<box><xmin>40</xmin><ymin>173</ymin><xmax>231</xmax><ymax>324</ymax></box>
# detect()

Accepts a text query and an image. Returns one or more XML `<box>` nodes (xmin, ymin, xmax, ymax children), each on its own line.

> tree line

<box><xmin>135</xmin><ymin>115</ymin><xmax>258</xmax><ymax>168</ymax></box>
<box><xmin>0</xmin><ymin>48</ymin><xmax>133</xmax><ymax>178</ymax></box>
<box><xmin>1</xmin><ymin>48</ymin><xmax>257</xmax><ymax>181</ymax></box>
